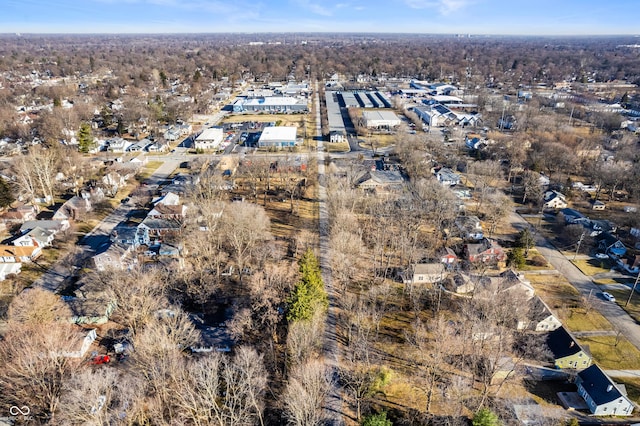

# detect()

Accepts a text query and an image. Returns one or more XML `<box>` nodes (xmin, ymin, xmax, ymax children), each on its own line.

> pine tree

<box><xmin>0</xmin><ymin>176</ymin><xmax>14</xmax><ymax>208</ymax></box>
<box><xmin>472</xmin><ymin>408</ymin><xmax>500</xmax><ymax>426</ymax></box>
<box><xmin>287</xmin><ymin>249</ymin><xmax>327</xmax><ymax>322</ymax></box>
<box><xmin>77</xmin><ymin>122</ymin><xmax>94</xmax><ymax>153</ymax></box>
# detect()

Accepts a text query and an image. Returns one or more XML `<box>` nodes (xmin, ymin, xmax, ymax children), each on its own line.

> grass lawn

<box><xmin>570</xmin><ymin>258</ymin><xmax>612</xmax><ymax>276</ymax></box>
<box><xmin>325</xmin><ymin>141</ymin><xmax>350</xmax><ymax>153</ymax></box>
<box><xmin>527</xmin><ymin>273</ymin><xmax>613</xmax><ymax>331</ymax></box>
<box><xmin>137</xmin><ymin>161</ymin><xmax>163</xmax><ymax>181</ymax></box>
<box><xmin>577</xmin><ymin>335</ymin><xmax>640</xmax><ymax>369</ymax></box>
<box><xmin>604</xmin><ymin>288</ymin><xmax>640</xmax><ymax>325</ymax></box>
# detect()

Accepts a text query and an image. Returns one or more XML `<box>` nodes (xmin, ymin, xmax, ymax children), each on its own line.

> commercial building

<box><xmin>258</xmin><ymin>126</ymin><xmax>298</xmax><ymax>148</ymax></box>
<box><xmin>194</xmin><ymin>127</ymin><xmax>223</xmax><ymax>150</ymax></box>
<box><xmin>232</xmin><ymin>96</ymin><xmax>308</xmax><ymax>113</ymax></box>
<box><xmin>362</xmin><ymin>110</ymin><xmax>401</xmax><ymax>129</ymax></box>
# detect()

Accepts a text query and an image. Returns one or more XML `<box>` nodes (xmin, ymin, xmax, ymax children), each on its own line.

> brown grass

<box><xmin>578</xmin><ymin>335</ymin><xmax>640</xmax><ymax>369</ymax></box>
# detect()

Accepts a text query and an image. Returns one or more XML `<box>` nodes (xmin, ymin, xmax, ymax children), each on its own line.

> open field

<box><xmin>325</xmin><ymin>141</ymin><xmax>350</xmax><ymax>153</ymax></box>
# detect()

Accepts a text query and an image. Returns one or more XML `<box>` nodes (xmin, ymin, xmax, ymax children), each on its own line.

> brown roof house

<box><xmin>464</xmin><ymin>238</ymin><xmax>505</xmax><ymax>264</ymax></box>
<box><xmin>53</xmin><ymin>196</ymin><xmax>92</xmax><ymax>221</ymax></box>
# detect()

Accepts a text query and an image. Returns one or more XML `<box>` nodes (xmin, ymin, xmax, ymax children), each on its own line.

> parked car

<box><xmin>595</xmin><ymin>253</ymin><xmax>609</xmax><ymax>259</ymax></box>
<box><xmin>602</xmin><ymin>292</ymin><xmax>616</xmax><ymax>302</ymax></box>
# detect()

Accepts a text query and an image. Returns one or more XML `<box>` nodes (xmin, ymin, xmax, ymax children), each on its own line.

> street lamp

<box><xmin>625</xmin><ymin>271</ymin><xmax>640</xmax><ymax>307</ymax></box>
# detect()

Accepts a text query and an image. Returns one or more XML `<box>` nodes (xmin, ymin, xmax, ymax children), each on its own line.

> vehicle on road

<box><xmin>602</xmin><ymin>292</ymin><xmax>616</xmax><ymax>302</ymax></box>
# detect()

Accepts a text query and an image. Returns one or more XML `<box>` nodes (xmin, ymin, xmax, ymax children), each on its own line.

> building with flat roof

<box><xmin>258</xmin><ymin>126</ymin><xmax>298</xmax><ymax>148</ymax></box>
<box><xmin>195</xmin><ymin>127</ymin><xmax>223</xmax><ymax>150</ymax></box>
<box><xmin>233</xmin><ymin>96</ymin><xmax>308</xmax><ymax>113</ymax></box>
<box><xmin>326</xmin><ymin>91</ymin><xmax>346</xmax><ymax>143</ymax></box>
<box><xmin>363</xmin><ymin>110</ymin><xmax>401</xmax><ymax>128</ymax></box>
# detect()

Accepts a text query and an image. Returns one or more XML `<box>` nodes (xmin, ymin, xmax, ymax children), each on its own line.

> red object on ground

<box><xmin>92</xmin><ymin>355</ymin><xmax>110</xmax><ymax>365</ymax></box>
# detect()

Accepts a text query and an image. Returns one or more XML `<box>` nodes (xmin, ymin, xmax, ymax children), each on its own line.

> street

<box><xmin>511</xmin><ymin>212</ymin><xmax>640</xmax><ymax>351</ymax></box>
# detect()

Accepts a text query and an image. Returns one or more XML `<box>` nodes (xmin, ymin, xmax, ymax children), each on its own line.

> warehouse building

<box><xmin>258</xmin><ymin>126</ymin><xmax>298</xmax><ymax>148</ymax></box>
<box><xmin>363</xmin><ymin>110</ymin><xmax>401</xmax><ymax>129</ymax></box>
<box><xmin>326</xmin><ymin>91</ymin><xmax>347</xmax><ymax>143</ymax></box>
<box><xmin>194</xmin><ymin>127</ymin><xmax>223</xmax><ymax>150</ymax></box>
<box><xmin>232</xmin><ymin>96</ymin><xmax>308</xmax><ymax>113</ymax></box>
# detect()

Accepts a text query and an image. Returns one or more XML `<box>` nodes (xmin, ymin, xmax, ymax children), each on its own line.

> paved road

<box><xmin>512</xmin><ymin>212</ymin><xmax>640</xmax><ymax>351</ymax></box>
<box><xmin>316</xmin><ymin>80</ymin><xmax>344</xmax><ymax>425</ymax></box>
<box><xmin>33</xmin><ymin>160</ymin><xmax>180</xmax><ymax>293</ymax></box>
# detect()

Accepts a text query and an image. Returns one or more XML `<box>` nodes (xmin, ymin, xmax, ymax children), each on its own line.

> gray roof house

<box><xmin>576</xmin><ymin>364</ymin><xmax>634</xmax><ymax>416</ymax></box>
<box><xmin>435</xmin><ymin>167</ymin><xmax>460</xmax><ymax>186</ymax></box>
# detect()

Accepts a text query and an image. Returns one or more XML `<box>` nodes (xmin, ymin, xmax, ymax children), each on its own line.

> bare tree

<box><xmin>174</xmin><ymin>347</ymin><xmax>267</xmax><ymax>426</ymax></box>
<box><xmin>283</xmin><ymin>360</ymin><xmax>333</xmax><ymax>426</ymax></box>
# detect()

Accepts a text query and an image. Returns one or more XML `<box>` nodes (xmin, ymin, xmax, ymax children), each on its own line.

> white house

<box><xmin>576</xmin><ymin>365</ymin><xmax>634</xmax><ymax>416</ymax></box>
<box><xmin>543</xmin><ymin>190</ymin><xmax>568</xmax><ymax>209</ymax></box>
<box><xmin>405</xmin><ymin>263</ymin><xmax>446</xmax><ymax>284</ymax></box>
<box><xmin>0</xmin><ymin>262</ymin><xmax>22</xmax><ymax>280</ymax></box>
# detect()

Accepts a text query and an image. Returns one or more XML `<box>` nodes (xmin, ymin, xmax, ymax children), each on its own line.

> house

<box><xmin>356</xmin><ymin>170</ymin><xmax>405</xmax><ymax>193</ymax></box>
<box><xmin>404</xmin><ymin>262</ymin><xmax>446</xmax><ymax>284</ymax></box>
<box><xmin>546</xmin><ymin>327</ymin><xmax>592</xmax><ymax>369</ymax></box>
<box><xmin>195</xmin><ymin>127</ymin><xmax>224</xmax><ymax>150</ymax></box>
<box><xmin>592</xmin><ymin>200</ymin><xmax>606</xmax><ymax>211</ymax></box>
<box><xmin>138</xmin><ymin>217</ymin><xmax>183</xmax><ymax>239</ymax></box>
<box><xmin>92</xmin><ymin>243</ymin><xmax>132</xmax><ymax>271</ymax></box>
<box><xmin>106</xmin><ymin>137</ymin><xmax>132</xmax><ymax>153</ymax></box>
<box><xmin>53</xmin><ymin>196</ymin><xmax>92</xmax><ymax>221</ymax></box>
<box><xmin>464</xmin><ymin>238</ymin><xmax>505</xmax><ymax>264</ymax></box>
<box><xmin>20</xmin><ymin>219</ymin><xmax>70</xmax><ymax>235</ymax></box>
<box><xmin>127</xmin><ymin>139</ymin><xmax>152</xmax><ymax>152</ymax></box>
<box><xmin>543</xmin><ymin>190</ymin><xmax>568</xmax><ymax>209</ymax></box>
<box><xmin>153</xmin><ymin>192</ymin><xmax>180</xmax><ymax>206</ymax></box>
<box><xmin>465</xmin><ymin>133</ymin><xmax>487</xmax><ymax>150</ymax></box>
<box><xmin>7</xmin><ymin>226</ymin><xmax>55</xmax><ymax>248</ymax></box>
<box><xmin>616</xmin><ymin>254</ymin><xmax>640</xmax><ymax>275</ymax></box>
<box><xmin>435</xmin><ymin>167</ymin><xmax>460</xmax><ymax>186</ymax></box>
<box><xmin>596</xmin><ymin>232</ymin><xmax>627</xmax><ymax>257</ymax></box>
<box><xmin>147</xmin><ymin>140</ymin><xmax>169</xmax><ymax>152</ymax></box>
<box><xmin>519</xmin><ymin>297</ymin><xmax>562</xmax><ymax>332</ymax></box>
<box><xmin>0</xmin><ymin>204</ymin><xmax>37</xmax><ymax>224</ymax></box>
<box><xmin>0</xmin><ymin>262</ymin><xmax>22</xmax><ymax>280</ymax></box>
<box><xmin>576</xmin><ymin>364</ymin><xmax>634</xmax><ymax>416</ymax></box>
<box><xmin>498</xmin><ymin>269</ymin><xmax>535</xmax><ymax>300</ymax></box>
<box><xmin>147</xmin><ymin>203</ymin><xmax>187</xmax><ymax>220</ymax></box>
<box><xmin>0</xmin><ymin>245</ymin><xmax>42</xmax><ymax>263</ymax></box>
<box><xmin>560</xmin><ymin>208</ymin><xmax>588</xmax><ymax>225</ymax></box>
<box><xmin>438</xmin><ymin>247</ymin><xmax>458</xmax><ymax>266</ymax></box>
<box><xmin>455</xmin><ymin>216</ymin><xmax>484</xmax><ymax>240</ymax></box>
<box><xmin>111</xmin><ymin>222</ymin><xmax>150</xmax><ymax>248</ymax></box>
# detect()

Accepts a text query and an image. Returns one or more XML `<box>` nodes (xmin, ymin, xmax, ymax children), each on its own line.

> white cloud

<box><xmin>404</xmin><ymin>0</ymin><xmax>472</xmax><ymax>15</ymax></box>
<box><xmin>291</xmin><ymin>0</ymin><xmax>333</xmax><ymax>16</ymax></box>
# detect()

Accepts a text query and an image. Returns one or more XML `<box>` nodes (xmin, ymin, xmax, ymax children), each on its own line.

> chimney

<box><xmin>606</xmin><ymin>384</ymin><xmax>613</xmax><ymax>392</ymax></box>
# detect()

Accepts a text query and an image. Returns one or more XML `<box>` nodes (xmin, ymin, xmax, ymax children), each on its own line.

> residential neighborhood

<box><xmin>0</xmin><ymin>29</ymin><xmax>640</xmax><ymax>426</ymax></box>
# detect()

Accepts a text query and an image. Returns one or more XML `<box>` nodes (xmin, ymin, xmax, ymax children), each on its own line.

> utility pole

<box><xmin>573</xmin><ymin>231</ymin><xmax>585</xmax><ymax>260</ymax></box>
<box><xmin>625</xmin><ymin>272</ymin><xmax>640</xmax><ymax>307</ymax></box>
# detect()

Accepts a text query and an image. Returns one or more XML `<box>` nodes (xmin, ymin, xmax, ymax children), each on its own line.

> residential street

<box><xmin>33</xmin><ymin>160</ymin><xmax>180</xmax><ymax>292</ymax></box>
<box><xmin>511</xmin><ymin>212</ymin><xmax>640</xmax><ymax>351</ymax></box>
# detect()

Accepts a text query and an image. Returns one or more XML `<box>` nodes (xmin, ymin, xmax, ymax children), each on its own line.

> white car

<box><xmin>595</xmin><ymin>253</ymin><xmax>609</xmax><ymax>259</ymax></box>
<box><xmin>602</xmin><ymin>292</ymin><xmax>616</xmax><ymax>302</ymax></box>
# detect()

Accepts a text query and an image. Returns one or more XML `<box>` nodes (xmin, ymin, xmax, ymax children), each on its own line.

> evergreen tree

<box><xmin>472</xmin><ymin>408</ymin><xmax>500</xmax><ymax>426</ymax></box>
<box><xmin>77</xmin><ymin>122</ymin><xmax>94</xmax><ymax>153</ymax></box>
<box><xmin>507</xmin><ymin>248</ymin><xmax>526</xmax><ymax>269</ymax></box>
<box><xmin>362</xmin><ymin>412</ymin><xmax>392</xmax><ymax>426</ymax></box>
<box><xmin>287</xmin><ymin>249</ymin><xmax>327</xmax><ymax>322</ymax></box>
<box><xmin>0</xmin><ymin>176</ymin><xmax>14</xmax><ymax>208</ymax></box>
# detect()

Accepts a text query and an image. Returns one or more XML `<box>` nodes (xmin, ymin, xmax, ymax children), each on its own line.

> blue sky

<box><xmin>2</xmin><ymin>0</ymin><xmax>639</xmax><ymax>35</ymax></box>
